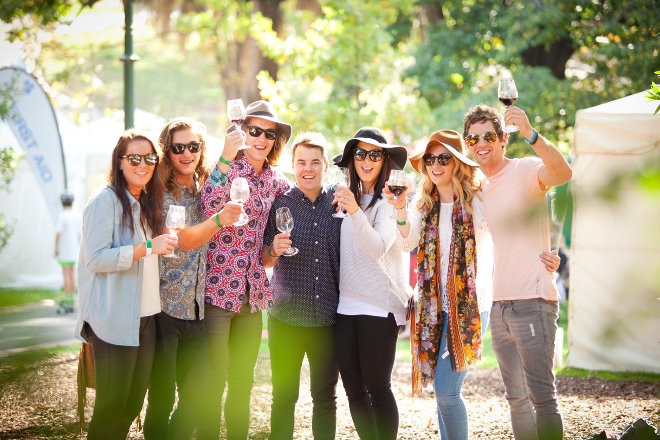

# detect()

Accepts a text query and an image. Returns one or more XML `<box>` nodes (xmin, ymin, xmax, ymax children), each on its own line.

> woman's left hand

<box><xmin>333</xmin><ymin>186</ymin><xmax>359</xmax><ymax>215</ymax></box>
<box><xmin>541</xmin><ymin>249</ymin><xmax>561</xmax><ymax>272</ymax></box>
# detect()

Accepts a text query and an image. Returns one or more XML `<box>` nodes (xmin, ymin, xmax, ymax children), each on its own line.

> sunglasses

<box><xmin>353</xmin><ymin>148</ymin><xmax>385</xmax><ymax>162</ymax></box>
<box><xmin>423</xmin><ymin>152</ymin><xmax>453</xmax><ymax>167</ymax></box>
<box><xmin>247</xmin><ymin>125</ymin><xmax>277</xmax><ymax>141</ymax></box>
<box><xmin>464</xmin><ymin>131</ymin><xmax>498</xmax><ymax>147</ymax></box>
<box><xmin>169</xmin><ymin>141</ymin><xmax>202</xmax><ymax>154</ymax></box>
<box><xmin>121</xmin><ymin>152</ymin><xmax>158</xmax><ymax>166</ymax></box>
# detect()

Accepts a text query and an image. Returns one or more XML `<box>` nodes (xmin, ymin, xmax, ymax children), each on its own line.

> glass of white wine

<box><xmin>275</xmin><ymin>207</ymin><xmax>298</xmax><ymax>256</ymax></box>
<box><xmin>227</xmin><ymin>98</ymin><xmax>249</xmax><ymax>150</ymax></box>
<box><xmin>329</xmin><ymin>167</ymin><xmax>350</xmax><ymax>218</ymax></box>
<box><xmin>230</xmin><ymin>177</ymin><xmax>250</xmax><ymax>226</ymax></box>
<box><xmin>164</xmin><ymin>205</ymin><xmax>185</xmax><ymax>258</ymax></box>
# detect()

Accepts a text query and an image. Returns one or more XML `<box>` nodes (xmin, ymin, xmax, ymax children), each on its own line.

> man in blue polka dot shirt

<box><xmin>262</xmin><ymin>131</ymin><xmax>342</xmax><ymax>440</ymax></box>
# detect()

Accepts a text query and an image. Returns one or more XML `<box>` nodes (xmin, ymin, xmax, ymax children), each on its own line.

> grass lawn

<box><xmin>0</xmin><ymin>288</ymin><xmax>60</xmax><ymax>308</ymax></box>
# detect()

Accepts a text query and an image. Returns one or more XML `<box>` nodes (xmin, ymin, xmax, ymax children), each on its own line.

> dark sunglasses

<box><xmin>353</xmin><ymin>148</ymin><xmax>385</xmax><ymax>162</ymax></box>
<box><xmin>464</xmin><ymin>131</ymin><xmax>498</xmax><ymax>147</ymax></box>
<box><xmin>169</xmin><ymin>141</ymin><xmax>202</xmax><ymax>154</ymax></box>
<box><xmin>121</xmin><ymin>152</ymin><xmax>158</xmax><ymax>166</ymax></box>
<box><xmin>247</xmin><ymin>125</ymin><xmax>277</xmax><ymax>141</ymax></box>
<box><xmin>423</xmin><ymin>152</ymin><xmax>453</xmax><ymax>167</ymax></box>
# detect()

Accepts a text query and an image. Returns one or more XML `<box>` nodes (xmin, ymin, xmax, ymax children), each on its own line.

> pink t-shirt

<box><xmin>482</xmin><ymin>158</ymin><xmax>558</xmax><ymax>301</ymax></box>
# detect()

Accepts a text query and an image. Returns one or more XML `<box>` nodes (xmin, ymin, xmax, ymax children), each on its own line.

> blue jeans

<box><xmin>434</xmin><ymin>310</ymin><xmax>490</xmax><ymax>440</ymax></box>
<box><xmin>490</xmin><ymin>299</ymin><xmax>563</xmax><ymax>440</ymax></box>
<box><xmin>268</xmin><ymin>315</ymin><xmax>338</xmax><ymax>440</ymax></box>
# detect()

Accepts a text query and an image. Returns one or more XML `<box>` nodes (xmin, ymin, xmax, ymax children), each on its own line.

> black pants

<box><xmin>335</xmin><ymin>313</ymin><xmax>400</xmax><ymax>440</ymax></box>
<box><xmin>143</xmin><ymin>312</ymin><xmax>213</xmax><ymax>440</ymax></box>
<box><xmin>85</xmin><ymin>317</ymin><xmax>156</xmax><ymax>440</ymax></box>
<box><xmin>268</xmin><ymin>315</ymin><xmax>339</xmax><ymax>440</ymax></box>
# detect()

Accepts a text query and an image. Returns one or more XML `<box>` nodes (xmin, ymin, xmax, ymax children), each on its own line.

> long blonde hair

<box><xmin>415</xmin><ymin>157</ymin><xmax>482</xmax><ymax>215</ymax></box>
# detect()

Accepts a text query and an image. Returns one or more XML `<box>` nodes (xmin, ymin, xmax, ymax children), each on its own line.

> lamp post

<box><xmin>121</xmin><ymin>0</ymin><xmax>139</xmax><ymax>129</ymax></box>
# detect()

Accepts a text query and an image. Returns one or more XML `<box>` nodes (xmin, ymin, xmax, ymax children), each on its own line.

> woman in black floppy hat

<box><xmin>332</xmin><ymin>127</ymin><xmax>412</xmax><ymax>440</ymax></box>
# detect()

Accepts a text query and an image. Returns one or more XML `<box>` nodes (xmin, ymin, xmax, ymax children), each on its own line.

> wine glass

<box><xmin>275</xmin><ymin>207</ymin><xmax>299</xmax><ymax>257</ymax></box>
<box><xmin>230</xmin><ymin>177</ymin><xmax>250</xmax><ymax>226</ymax></box>
<box><xmin>227</xmin><ymin>98</ymin><xmax>249</xmax><ymax>150</ymax></box>
<box><xmin>164</xmin><ymin>205</ymin><xmax>186</xmax><ymax>258</ymax></box>
<box><xmin>387</xmin><ymin>169</ymin><xmax>408</xmax><ymax>201</ymax></box>
<box><xmin>329</xmin><ymin>167</ymin><xmax>350</xmax><ymax>218</ymax></box>
<box><xmin>498</xmin><ymin>77</ymin><xmax>519</xmax><ymax>133</ymax></box>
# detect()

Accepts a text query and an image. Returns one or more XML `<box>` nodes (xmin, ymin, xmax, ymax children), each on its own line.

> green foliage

<box><xmin>0</xmin><ymin>0</ymin><xmax>99</xmax><ymax>40</ymax></box>
<box><xmin>645</xmin><ymin>71</ymin><xmax>660</xmax><ymax>115</ymax></box>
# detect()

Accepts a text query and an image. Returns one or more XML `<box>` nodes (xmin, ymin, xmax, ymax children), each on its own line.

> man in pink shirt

<box><xmin>462</xmin><ymin>104</ymin><xmax>572</xmax><ymax>440</ymax></box>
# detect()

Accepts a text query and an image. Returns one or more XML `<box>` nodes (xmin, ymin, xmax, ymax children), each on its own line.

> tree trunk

<box><xmin>521</xmin><ymin>38</ymin><xmax>574</xmax><ymax>80</ymax></box>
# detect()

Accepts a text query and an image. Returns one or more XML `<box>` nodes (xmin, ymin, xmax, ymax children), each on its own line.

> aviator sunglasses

<box><xmin>353</xmin><ymin>148</ymin><xmax>385</xmax><ymax>162</ymax></box>
<box><xmin>464</xmin><ymin>131</ymin><xmax>498</xmax><ymax>147</ymax></box>
<box><xmin>121</xmin><ymin>152</ymin><xmax>158</xmax><ymax>166</ymax></box>
<box><xmin>247</xmin><ymin>125</ymin><xmax>278</xmax><ymax>141</ymax></box>
<box><xmin>169</xmin><ymin>141</ymin><xmax>202</xmax><ymax>154</ymax></box>
<box><xmin>423</xmin><ymin>152</ymin><xmax>453</xmax><ymax>167</ymax></box>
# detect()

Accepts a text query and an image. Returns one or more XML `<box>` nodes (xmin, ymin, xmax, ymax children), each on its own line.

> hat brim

<box><xmin>335</xmin><ymin>138</ymin><xmax>408</xmax><ymax>170</ymax></box>
<box><xmin>246</xmin><ymin>114</ymin><xmax>292</xmax><ymax>143</ymax></box>
<box><xmin>409</xmin><ymin>140</ymin><xmax>479</xmax><ymax>173</ymax></box>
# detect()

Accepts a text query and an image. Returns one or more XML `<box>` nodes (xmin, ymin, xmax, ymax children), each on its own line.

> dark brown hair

<box><xmin>462</xmin><ymin>104</ymin><xmax>505</xmax><ymax>140</ymax></box>
<box><xmin>108</xmin><ymin>129</ymin><xmax>164</xmax><ymax>235</ymax></box>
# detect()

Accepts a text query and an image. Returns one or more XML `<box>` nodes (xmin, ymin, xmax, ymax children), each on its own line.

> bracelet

<box><xmin>524</xmin><ymin>128</ymin><xmax>539</xmax><ymax>145</ymax></box>
<box><xmin>268</xmin><ymin>244</ymin><xmax>279</xmax><ymax>258</ymax></box>
<box><xmin>145</xmin><ymin>239</ymin><xmax>152</xmax><ymax>257</ymax></box>
<box><xmin>397</xmin><ymin>219</ymin><xmax>407</xmax><ymax>226</ymax></box>
<box><xmin>219</xmin><ymin>156</ymin><xmax>231</xmax><ymax>166</ymax></box>
<box><xmin>214</xmin><ymin>213</ymin><xmax>223</xmax><ymax>228</ymax></box>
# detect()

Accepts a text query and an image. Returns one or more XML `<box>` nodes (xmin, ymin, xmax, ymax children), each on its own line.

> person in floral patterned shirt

<box><xmin>201</xmin><ymin>100</ymin><xmax>292</xmax><ymax>439</ymax></box>
<box><xmin>144</xmin><ymin>117</ymin><xmax>241</xmax><ymax>440</ymax></box>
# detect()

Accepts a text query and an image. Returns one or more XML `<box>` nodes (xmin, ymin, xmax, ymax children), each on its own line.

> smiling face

<box><xmin>168</xmin><ymin>127</ymin><xmax>202</xmax><ymax>186</ymax></box>
<box><xmin>293</xmin><ymin>144</ymin><xmax>327</xmax><ymax>200</ymax></box>
<box><xmin>353</xmin><ymin>141</ymin><xmax>384</xmax><ymax>193</ymax></box>
<box><xmin>465</xmin><ymin>120</ymin><xmax>507</xmax><ymax>175</ymax></box>
<box><xmin>243</xmin><ymin>117</ymin><xmax>277</xmax><ymax>171</ymax></box>
<box><xmin>423</xmin><ymin>144</ymin><xmax>455</xmax><ymax>191</ymax></box>
<box><xmin>120</xmin><ymin>138</ymin><xmax>157</xmax><ymax>195</ymax></box>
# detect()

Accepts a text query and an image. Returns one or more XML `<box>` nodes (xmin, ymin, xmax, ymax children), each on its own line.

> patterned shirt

<box><xmin>159</xmin><ymin>181</ymin><xmax>208</xmax><ymax>320</ymax></box>
<box><xmin>201</xmin><ymin>156</ymin><xmax>290</xmax><ymax>312</ymax></box>
<box><xmin>264</xmin><ymin>186</ymin><xmax>342</xmax><ymax>327</ymax></box>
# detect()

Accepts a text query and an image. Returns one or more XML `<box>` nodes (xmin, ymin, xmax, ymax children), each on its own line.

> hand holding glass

<box><xmin>275</xmin><ymin>207</ymin><xmax>298</xmax><ymax>257</ymax></box>
<box><xmin>387</xmin><ymin>170</ymin><xmax>408</xmax><ymax>201</ymax></box>
<box><xmin>330</xmin><ymin>167</ymin><xmax>350</xmax><ymax>218</ymax></box>
<box><xmin>164</xmin><ymin>205</ymin><xmax>186</xmax><ymax>258</ymax></box>
<box><xmin>227</xmin><ymin>98</ymin><xmax>249</xmax><ymax>150</ymax></box>
<box><xmin>230</xmin><ymin>177</ymin><xmax>250</xmax><ymax>226</ymax></box>
<box><xmin>498</xmin><ymin>77</ymin><xmax>519</xmax><ymax>133</ymax></box>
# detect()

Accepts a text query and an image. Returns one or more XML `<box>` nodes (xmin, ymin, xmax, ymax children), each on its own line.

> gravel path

<box><xmin>0</xmin><ymin>351</ymin><xmax>658</xmax><ymax>439</ymax></box>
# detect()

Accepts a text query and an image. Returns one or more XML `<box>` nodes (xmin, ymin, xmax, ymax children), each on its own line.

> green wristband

<box><xmin>397</xmin><ymin>219</ymin><xmax>407</xmax><ymax>226</ymax></box>
<box><xmin>215</xmin><ymin>213</ymin><xmax>223</xmax><ymax>228</ymax></box>
<box><xmin>268</xmin><ymin>245</ymin><xmax>279</xmax><ymax>258</ymax></box>
<box><xmin>219</xmin><ymin>156</ymin><xmax>231</xmax><ymax>166</ymax></box>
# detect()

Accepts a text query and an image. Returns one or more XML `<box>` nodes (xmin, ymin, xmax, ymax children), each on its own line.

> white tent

<box><xmin>568</xmin><ymin>92</ymin><xmax>660</xmax><ymax>373</ymax></box>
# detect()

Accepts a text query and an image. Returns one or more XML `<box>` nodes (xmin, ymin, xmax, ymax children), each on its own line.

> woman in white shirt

<box><xmin>333</xmin><ymin>127</ymin><xmax>411</xmax><ymax>440</ymax></box>
<box><xmin>76</xmin><ymin>129</ymin><xmax>177</xmax><ymax>439</ymax></box>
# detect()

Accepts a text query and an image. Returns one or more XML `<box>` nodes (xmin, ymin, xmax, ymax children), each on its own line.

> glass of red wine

<box><xmin>227</xmin><ymin>98</ymin><xmax>249</xmax><ymax>150</ymax></box>
<box><xmin>498</xmin><ymin>77</ymin><xmax>519</xmax><ymax>133</ymax></box>
<box><xmin>387</xmin><ymin>169</ymin><xmax>408</xmax><ymax>201</ymax></box>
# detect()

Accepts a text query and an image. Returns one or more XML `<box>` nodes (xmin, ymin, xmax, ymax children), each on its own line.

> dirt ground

<box><xmin>0</xmin><ymin>351</ymin><xmax>658</xmax><ymax>439</ymax></box>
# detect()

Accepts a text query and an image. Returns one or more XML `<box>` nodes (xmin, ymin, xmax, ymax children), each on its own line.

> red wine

<box><xmin>388</xmin><ymin>184</ymin><xmax>407</xmax><ymax>197</ymax></box>
<box><xmin>231</xmin><ymin>118</ymin><xmax>245</xmax><ymax>125</ymax></box>
<box><xmin>499</xmin><ymin>97</ymin><xmax>517</xmax><ymax>106</ymax></box>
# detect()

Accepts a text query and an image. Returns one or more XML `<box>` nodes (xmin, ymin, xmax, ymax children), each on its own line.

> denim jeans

<box><xmin>268</xmin><ymin>315</ymin><xmax>338</xmax><ymax>440</ymax></box>
<box><xmin>434</xmin><ymin>310</ymin><xmax>490</xmax><ymax>440</ymax></box>
<box><xmin>490</xmin><ymin>298</ymin><xmax>563</xmax><ymax>440</ymax></box>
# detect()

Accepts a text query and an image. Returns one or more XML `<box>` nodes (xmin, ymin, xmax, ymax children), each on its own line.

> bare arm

<box><xmin>177</xmin><ymin>202</ymin><xmax>243</xmax><ymax>251</ymax></box>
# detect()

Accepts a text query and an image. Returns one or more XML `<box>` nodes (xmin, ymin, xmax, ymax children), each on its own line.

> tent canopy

<box><xmin>568</xmin><ymin>92</ymin><xmax>660</xmax><ymax>373</ymax></box>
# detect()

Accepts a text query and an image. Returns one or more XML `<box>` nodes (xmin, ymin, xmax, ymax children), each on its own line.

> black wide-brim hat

<box><xmin>335</xmin><ymin>127</ymin><xmax>408</xmax><ymax>170</ymax></box>
<box><xmin>245</xmin><ymin>100</ymin><xmax>292</xmax><ymax>142</ymax></box>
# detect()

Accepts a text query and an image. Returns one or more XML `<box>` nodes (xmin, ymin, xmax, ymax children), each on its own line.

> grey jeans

<box><xmin>490</xmin><ymin>298</ymin><xmax>563</xmax><ymax>440</ymax></box>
